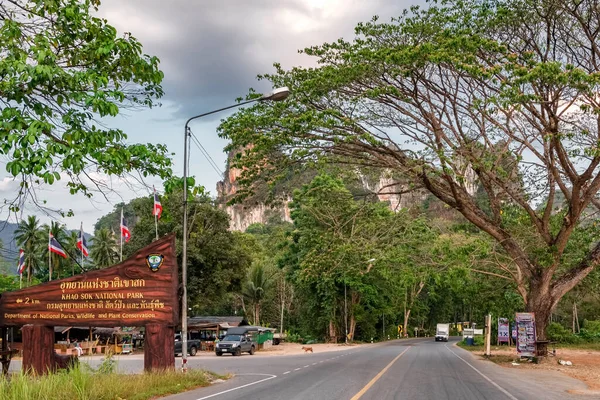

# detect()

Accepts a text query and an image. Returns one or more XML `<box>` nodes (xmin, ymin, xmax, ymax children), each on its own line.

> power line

<box><xmin>188</xmin><ymin>129</ymin><xmax>224</xmax><ymax>177</ymax></box>
<box><xmin>189</xmin><ymin>132</ymin><xmax>223</xmax><ymax>176</ymax></box>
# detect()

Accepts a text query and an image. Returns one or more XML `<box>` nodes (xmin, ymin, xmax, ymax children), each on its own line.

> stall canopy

<box><xmin>187</xmin><ymin>316</ymin><xmax>248</xmax><ymax>331</ymax></box>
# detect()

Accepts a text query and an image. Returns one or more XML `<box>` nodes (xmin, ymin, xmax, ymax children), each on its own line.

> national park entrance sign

<box><xmin>0</xmin><ymin>234</ymin><xmax>179</xmax><ymax>373</ymax></box>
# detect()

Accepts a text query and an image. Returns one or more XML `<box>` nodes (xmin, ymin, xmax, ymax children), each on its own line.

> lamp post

<box><xmin>180</xmin><ymin>87</ymin><xmax>290</xmax><ymax>371</ymax></box>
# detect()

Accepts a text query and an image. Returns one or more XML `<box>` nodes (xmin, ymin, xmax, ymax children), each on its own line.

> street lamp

<box><xmin>180</xmin><ymin>87</ymin><xmax>290</xmax><ymax>371</ymax></box>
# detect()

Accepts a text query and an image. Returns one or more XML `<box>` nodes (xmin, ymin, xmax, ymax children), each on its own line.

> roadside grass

<box><xmin>0</xmin><ymin>368</ymin><xmax>223</xmax><ymax>400</ymax></box>
<box><xmin>553</xmin><ymin>342</ymin><xmax>600</xmax><ymax>351</ymax></box>
<box><xmin>457</xmin><ymin>339</ymin><xmax>600</xmax><ymax>353</ymax></box>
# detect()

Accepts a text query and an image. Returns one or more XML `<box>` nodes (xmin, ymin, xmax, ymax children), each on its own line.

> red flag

<box><xmin>153</xmin><ymin>186</ymin><xmax>163</xmax><ymax>219</ymax></box>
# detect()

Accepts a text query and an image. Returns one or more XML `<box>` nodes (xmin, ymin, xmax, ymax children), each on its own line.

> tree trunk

<box><xmin>526</xmin><ymin>279</ymin><xmax>554</xmax><ymax>340</ymax></box>
<box><xmin>349</xmin><ymin>314</ymin><xmax>357</xmax><ymax>341</ymax></box>
<box><xmin>403</xmin><ymin>309</ymin><xmax>411</xmax><ymax>337</ymax></box>
<box><xmin>348</xmin><ymin>291</ymin><xmax>360</xmax><ymax>341</ymax></box>
<box><xmin>329</xmin><ymin>320</ymin><xmax>337</xmax><ymax>343</ymax></box>
<box><xmin>254</xmin><ymin>302</ymin><xmax>260</xmax><ymax>326</ymax></box>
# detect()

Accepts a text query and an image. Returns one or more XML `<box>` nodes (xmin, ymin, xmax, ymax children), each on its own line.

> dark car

<box><xmin>174</xmin><ymin>333</ymin><xmax>199</xmax><ymax>356</ymax></box>
<box><xmin>215</xmin><ymin>333</ymin><xmax>256</xmax><ymax>356</ymax></box>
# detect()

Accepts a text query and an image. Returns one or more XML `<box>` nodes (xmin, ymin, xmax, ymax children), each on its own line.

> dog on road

<box><xmin>302</xmin><ymin>346</ymin><xmax>313</xmax><ymax>353</ymax></box>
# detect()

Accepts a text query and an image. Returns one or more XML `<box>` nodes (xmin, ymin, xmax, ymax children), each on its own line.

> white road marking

<box><xmin>294</xmin><ymin>367</ymin><xmax>302</xmax><ymax>371</ymax></box>
<box><xmin>303</xmin><ymin>365</ymin><xmax>309</xmax><ymax>368</ymax></box>
<box><xmin>283</xmin><ymin>371</ymin><xmax>290</xmax><ymax>375</ymax></box>
<box><xmin>195</xmin><ymin>373</ymin><xmax>277</xmax><ymax>400</ymax></box>
<box><xmin>312</xmin><ymin>363</ymin><xmax>318</xmax><ymax>365</ymax></box>
<box><xmin>445</xmin><ymin>345</ymin><xmax>519</xmax><ymax>400</ymax></box>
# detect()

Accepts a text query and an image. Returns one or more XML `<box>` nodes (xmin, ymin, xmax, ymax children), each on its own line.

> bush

<box><xmin>547</xmin><ymin>322</ymin><xmax>581</xmax><ymax>344</ymax></box>
<box><xmin>582</xmin><ymin>320</ymin><xmax>600</xmax><ymax>335</ymax></box>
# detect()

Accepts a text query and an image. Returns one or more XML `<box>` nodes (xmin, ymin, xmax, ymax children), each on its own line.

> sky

<box><xmin>0</xmin><ymin>0</ymin><xmax>413</xmax><ymax>232</ymax></box>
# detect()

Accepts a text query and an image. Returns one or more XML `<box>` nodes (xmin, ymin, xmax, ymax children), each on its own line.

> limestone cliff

<box><xmin>217</xmin><ymin>152</ymin><xmax>476</xmax><ymax>232</ymax></box>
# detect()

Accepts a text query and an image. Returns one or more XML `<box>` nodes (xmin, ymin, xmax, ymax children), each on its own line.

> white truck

<box><xmin>435</xmin><ymin>323</ymin><xmax>450</xmax><ymax>342</ymax></box>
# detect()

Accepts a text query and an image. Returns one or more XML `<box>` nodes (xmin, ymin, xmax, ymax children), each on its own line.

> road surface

<box><xmin>9</xmin><ymin>338</ymin><xmax>589</xmax><ymax>399</ymax></box>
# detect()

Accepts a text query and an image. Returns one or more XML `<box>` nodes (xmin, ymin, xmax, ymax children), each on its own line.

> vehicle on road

<box><xmin>273</xmin><ymin>332</ymin><xmax>287</xmax><ymax>345</ymax></box>
<box><xmin>435</xmin><ymin>323</ymin><xmax>450</xmax><ymax>342</ymax></box>
<box><xmin>215</xmin><ymin>327</ymin><xmax>257</xmax><ymax>356</ymax></box>
<box><xmin>174</xmin><ymin>333</ymin><xmax>200</xmax><ymax>356</ymax></box>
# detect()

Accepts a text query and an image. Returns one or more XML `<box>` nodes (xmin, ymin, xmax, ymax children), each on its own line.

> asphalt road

<box><xmin>161</xmin><ymin>338</ymin><xmax>588</xmax><ymax>400</ymax></box>
<box><xmin>9</xmin><ymin>338</ymin><xmax>590</xmax><ymax>399</ymax></box>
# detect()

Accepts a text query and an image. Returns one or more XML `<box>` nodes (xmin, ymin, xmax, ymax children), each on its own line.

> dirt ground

<box><xmin>473</xmin><ymin>346</ymin><xmax>600</xmax><ymax>394</ymax></box>
<box><xmin>258</xmin><ymin>341</ymin><xmax>365</xmax><ymax>356</ymax></box>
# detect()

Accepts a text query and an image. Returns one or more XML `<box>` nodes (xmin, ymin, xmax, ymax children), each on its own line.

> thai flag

<box><xmin>77</xmin><ymin>222</ymin><xmax>89</xmax><ymax>257</ymax></box>
<box><xmin>153</xmin><ymin>186</ymin><xmax>163</xmax><ymax>219</ymax></box>
<box><xmin>17</xmin><ymin>249</ymin><xmax>26</xmax><ymax>275</ymax></box>
<box><xmin>121</xmin><ymin>210</ymin><xmax>131</xmax><ymax>243</ymax></box>
<box><xmin>49</xmin><ymin>234</ymin><xmax>68</xmax><ymax>258</ymax></box>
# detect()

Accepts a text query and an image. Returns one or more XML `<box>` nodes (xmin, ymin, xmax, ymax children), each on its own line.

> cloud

<box><xmin>0</xmin><ymin>170</ymin><xmax>163</xmax><ymax>231</ymax></box>
<box><xmin>0</xmin><ymin>0</ymin><xmax>419</xmax><ymax>231</ymax></box>
<box><xmin>98</xmin><ymin>0</ymin><xmax>409</xmax><ymax>120</ymax></box>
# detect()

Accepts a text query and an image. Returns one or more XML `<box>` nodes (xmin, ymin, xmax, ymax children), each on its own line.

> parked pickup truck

<box><xmin>174</xmin><ymin>333</ymin><xmax>199</xmax><ymax>356</ymax></box>
<box><xmin>215</xmin><ymin>327</ymin><xmax>257</xmax><ymax>356</ymax></box>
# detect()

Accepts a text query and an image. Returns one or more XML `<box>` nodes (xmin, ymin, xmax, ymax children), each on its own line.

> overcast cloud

<box><xmin>0</xmin><ymin>0</ymin><xmax>414</xmax><ymax>232</ymax></box>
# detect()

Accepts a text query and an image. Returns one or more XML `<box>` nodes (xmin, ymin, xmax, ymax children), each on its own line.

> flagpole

<box><xmin>153</xmin><ymin>186</ymin><xmax>159</xmax><ymax>241</ymax></box>
<box><xmin>48</xmin><ymin>226</ymin><xmax>52</xmax><ymax>281</ymax></box>
<box><xmin>154</xmin><ymin>212</ymin><xmax>159</xmax><ymax>241</ymax></box>
<box><xmin>81</xmin><ymin>222</ymin><xmax>84</xmax><ymax>274</ymax></box>
<box><xmin>19</xmin><ymin>273</ymin><xmax>22</xmax><ymax>289</ymax></box>
<box><xmin>120</xmin><ymin>209</ymin><xmax>123</xmax><ymax>262</ymax></box>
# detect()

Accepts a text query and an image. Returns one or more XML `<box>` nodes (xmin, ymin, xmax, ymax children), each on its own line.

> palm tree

<box><xmin>14</xmin><ymin>216</ymin><xmax>44</xmax><ymax>283</ymax></box>
<box><xmin>243</xmin><ymin>264</ymin><xmax>270</xmax><ymax>325</ymax></box>
<box><xmin>90</xmin><ymin>228</ymin><xmax>118</xmax><ymax>268</ymax></box>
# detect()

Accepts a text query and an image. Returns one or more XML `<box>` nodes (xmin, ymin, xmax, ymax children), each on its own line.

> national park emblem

<box><xmin>146</xmin><ymin>254</ymin><xmax>164</xmax><ymax>272</ymax></box>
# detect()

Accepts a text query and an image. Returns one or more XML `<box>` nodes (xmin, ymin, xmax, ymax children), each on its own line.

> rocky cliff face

<box><xmin>217</xmin><ymin>161</ymin><xmax>434</xmax><ymax>232</ymax></box>
<box><xmin>216</xmin><ymin>149</ymin><xmax>293</xmax><ymax>232</ymax></box>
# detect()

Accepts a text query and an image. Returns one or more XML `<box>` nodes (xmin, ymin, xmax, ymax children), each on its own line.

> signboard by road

<box><xmin>0</xmin><ymin>234</ymin><xmax>179</xmax><ymax>327</ymax></box>
<box><xmin>515</xmin><ymin>312</ymin><xmax>536</xmax><ymax>357</ymax></box>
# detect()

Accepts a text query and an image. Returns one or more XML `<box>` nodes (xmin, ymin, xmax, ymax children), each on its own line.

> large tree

<box><xmin>220</xmin><ymin>0</ymin><xmax>600</xmax><ymax>337</ymax></box>
<box><xmin>0</xmin><ymin>0</ymin><xmax>172</xmax><ymax>214</ymax></box>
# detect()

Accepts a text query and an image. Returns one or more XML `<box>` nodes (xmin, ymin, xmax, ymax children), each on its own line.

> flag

<box><xmin>49</xmin><ymin>234</ymin><xmax>68</xmax><ymax>258</ymax></box>
<box><xmin>121</xmin><ymin>210</ymin><xmax>131</xmax><ymax>243</ymax></box>
<box><xmin>17</xmin><ymin>249</ymin><xmax>26</xmax><ymax>275</ymax></box>
<box><xmin>77</xmin><ymin>222</ymin><xmax>89</xmax><ymax>257</ymax></box>
<box><xmin>153</xmin><ymin>186</ymin><xmax>163</xmax><ymax>219</ymax></box>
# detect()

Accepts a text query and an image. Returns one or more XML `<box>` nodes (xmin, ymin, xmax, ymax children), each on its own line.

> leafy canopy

<box><xmin>0</xmin><ymin>0</ymin><xmax>172</xmax><ymax>214</ymax></box>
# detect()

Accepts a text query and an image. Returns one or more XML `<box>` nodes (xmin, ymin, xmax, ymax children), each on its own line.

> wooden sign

<box><xmin>0</xmin><ymin>234</ymin><xmax>179</xmax><ymax>327</ymax></box>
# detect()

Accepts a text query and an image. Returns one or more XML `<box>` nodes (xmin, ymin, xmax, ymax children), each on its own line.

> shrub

<box><xmin>547</xmin><ymin>322</ymin><xmax>580</xmax><ymax>343</ymax></box>
<box><xmin>582</xmin><ymin>320</ymin><xmax>600</xmax><ymax>335</ymax></box>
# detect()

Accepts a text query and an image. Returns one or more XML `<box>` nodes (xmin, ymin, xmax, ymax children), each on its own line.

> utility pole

<box><xmin>485</xmin><ymin>314</ymin><xmax>492</xmax><ymax>356</ymax></box>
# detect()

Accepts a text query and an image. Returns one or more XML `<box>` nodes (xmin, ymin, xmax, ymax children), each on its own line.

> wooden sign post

<box><xmin>0</xmin><ymin>234</ymin><xmax>179</xmax><ymax>373</ymax></box>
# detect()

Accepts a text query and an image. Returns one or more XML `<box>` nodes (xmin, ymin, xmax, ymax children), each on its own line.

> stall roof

<box><xmin>187</xmin><ymin>316</ymin><xmax>248</xmax><ymax>329</ymax></box>
<box><xmin>227</xmin><ymin>326</ymin><xmax>276</xmax><ymax>335</ymax></box>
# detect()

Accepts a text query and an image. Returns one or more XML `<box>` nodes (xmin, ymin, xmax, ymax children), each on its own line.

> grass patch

<box><xmin>456</xmin><ymin>340</ymin><xmax>484</xmax><ymax>352</ymax></box>
<box><xmin>0</xmin><ymin>368</ymin><xmax>223</xmax><ymax>400</ymax></box>
<box><xmin>553</xmin><ymin>342</ymin><xmax>600</xmax><ymax>351</ymax></box>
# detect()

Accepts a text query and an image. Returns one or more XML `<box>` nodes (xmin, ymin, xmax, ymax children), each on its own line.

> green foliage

<box><xmin>89</xmin><ymin>229</ymin><xmax>117</xmax><ymax>269</ymax></box>
<box><xmin>0</xmin><ymin>274</ymin><xmax>20</xmax><ymax>293</ymax></box>
<box><xmin>547</xmin><ymin>322</ymin><xmax>580</xmax><ymax>344</ymax></box>
<box><xmin>582</xmin><ymin>320</ymin><xmax>600</xmax><ymax>335</ymax></box>
<box><xmin>113</xmin><ymin>189</ymin><xmax>252</xmax><ymax>316</ymax></box>
<box><xmin>0</xmin><ymin>0</ymin><xmax>172</xmax><ymax>212</ymax></box>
